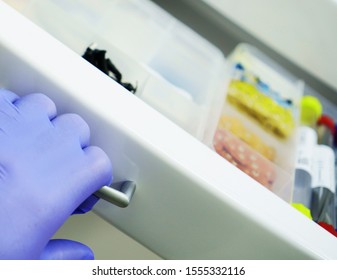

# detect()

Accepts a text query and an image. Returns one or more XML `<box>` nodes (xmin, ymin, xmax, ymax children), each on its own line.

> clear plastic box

<box><xmin>211</xmin><ymin>43</ymin><xmax>304</xmax><ymax>202</ymax></box>
<box><xmin>9</xmin><ymin>0</ymin><xmax>228</xmax><ymax>142</ymax></box>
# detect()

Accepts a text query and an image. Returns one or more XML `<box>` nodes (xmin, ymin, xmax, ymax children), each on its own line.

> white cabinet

<box><xmin>1</xmin><ymin>0</ymin><xmax>337</xmax><ymax>259</ymax></box>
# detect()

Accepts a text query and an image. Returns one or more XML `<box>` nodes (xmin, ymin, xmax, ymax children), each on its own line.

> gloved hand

<box><xmin>0</xmin><ymin>88</ymin><xmax>112</xmax><ymax>259</ymax></box>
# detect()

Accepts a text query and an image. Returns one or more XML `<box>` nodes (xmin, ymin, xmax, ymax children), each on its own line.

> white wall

<box><xmin>203</xmin><ymin>0</ymin><xmax>337</xmax><ymax>92</ymax></box>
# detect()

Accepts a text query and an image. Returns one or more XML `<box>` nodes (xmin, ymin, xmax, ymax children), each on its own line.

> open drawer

<box><xmin>1</xmin><ymin>1</ymin><xmax>337</xmax><ymax>259</ymax></box>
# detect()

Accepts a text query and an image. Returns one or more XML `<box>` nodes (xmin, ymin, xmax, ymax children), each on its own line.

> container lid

<box><xmin>318</xmin><ymin>222</ymin><xmax>337</xmax><ymax>237</ymax></box>
<box><xmin>300</xmin><ymin>95</ymin><xmax>322</xmax><ymax>126</ymax></box>
<box><xmin>317</xmin><ymin>114</ymin><xmax>335</xmax><ymax>135</ymax></box>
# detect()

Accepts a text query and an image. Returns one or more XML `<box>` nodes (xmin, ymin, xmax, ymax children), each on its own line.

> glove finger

<box><xmin>82</xmin><ymin>145</ymin><xmax>113</xmax><ymax>190</ymax></box>
<box><xmin>62</xmin><ymin>145</ymin><xmax>112</xmax><ymax>211</ymax></box>
<box><xmin>0</xmin><ymin>88</ymin><xmax>20</xmax><ymax>118</ymax></box>
<box><xmin>51</xmin><ymin>113</ymin><xmax>90</xmax><ymax>149</ymax></box>
<box><xmin>73</xmin><ymin>194</ymin><xmax>100</xmax><ymax>214</ymax></box>
<box><xmin>12</xmin><ymin>93</ymin><xmax>57</xmax><ymax>120</ymax></box>
<box><xmin>0</xmin><ymin>88</ymin><xmax>19</xmax><ymax>103</ymax></box>
<box><xmin>40</xmin><ymin>239</ymin><xmax>94</xmax><ymax>260</ymax></box>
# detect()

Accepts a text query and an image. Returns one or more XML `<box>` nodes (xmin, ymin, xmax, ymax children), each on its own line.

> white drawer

<box><xmin>1</xmin><ymin>1</ymin><xmax>337</xmax><ymax>259</ymax></box>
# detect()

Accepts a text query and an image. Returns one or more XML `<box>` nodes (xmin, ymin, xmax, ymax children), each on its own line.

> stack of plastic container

<box><xmin>11</xmin><ymin>0</ymin><xmax>229</xmax><ymax>143</ymax></box>
<box><xmin>7</xmin><ymin>0</ymin><xmax>306</xmax><ymax>202</ymax></box>
<box><xmin>211</xmin><ymin>44</ymin><xmax>304</xmax><ymax>202</ymax></box>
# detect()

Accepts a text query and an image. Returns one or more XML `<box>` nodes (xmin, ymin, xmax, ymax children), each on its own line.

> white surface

<box><xmin>203</xmin><ymin>0</ymin><xmax>337</xmax><ymax>92</ymax></box>
<box><xmin>2</xmin><ymin>1</ymin><xmax>337</xmax><ymax>259</ymax></box>
<box><xmin>54</xmin><ymin>212</ymin><xmax>160</xmax><ymax>260</ymax></box>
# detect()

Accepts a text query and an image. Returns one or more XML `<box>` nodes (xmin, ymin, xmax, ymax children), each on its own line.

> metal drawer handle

<box><xmin>94</xmin><ymin>181</ymin><xmax>136</xmax><ymax>208</ymax></box>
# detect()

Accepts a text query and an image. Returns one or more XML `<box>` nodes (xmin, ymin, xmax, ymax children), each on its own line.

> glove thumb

<box><xmin>40</xmin><ymin>239</ymin><xmax>95</xmax><ymax>260</ymax></box>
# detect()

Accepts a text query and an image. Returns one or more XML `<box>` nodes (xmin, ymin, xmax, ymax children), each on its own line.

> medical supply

<box><xmin>212</xmin><ymin>44</ymin><xmax>303</xmax><ymax>202</ymax></box>
<box><xmin>217</xmin><ymin>115</ymin><xmax>276</xmax><ymax>161</ymax></box>
<box><xmin>82</xmin><ymin>45</ymin><xmax>137</xmax><ymax>93</ymax></box>
<box><xmin>317</xmin><ymin>115</ymin><xmax>335</xmax><ymax>147</ymax></box>
<box><xmin>311</xmin><ymin>115</ymin><xmax>336</xmax><ymax>228</ymax></box>
<box><xmin>226</xmin><ymin>45</ymin><xmax>303</xmax><ymax>140</ymax></box>
<box><xmin>213</xmin><ymin>128</ymin><xmax>276</xmax><ymax>189</ymax></box>
<box><xmin>318</xmin><ymin>222</ymin><xmax>337</xmax><ymax>237</ymax></box>
<box><xmin>292</xmin><ymin>127</ymin><xmax>317</xmax><ymax>218</ymax></box>
<box><xmin>334</xmin><ymin>124</ymin><xmax>337</xmax><ymax>231</ymax></box>
<box><xmin>300</xmin><ymin>95</ymin><xmax>323</xmax><ymax>126</ymax></box>
<box><xmin>292</xmin><ymin>96</ymin><xmax>322</xmax><ymax>218</ymax></box>
<box><xmin>227</xmin><ymin>79</ymin><xmax>295</xmax><ymax>139</ymax></box>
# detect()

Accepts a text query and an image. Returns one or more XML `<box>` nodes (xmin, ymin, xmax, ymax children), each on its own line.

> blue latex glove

<box><xmin>0</xmin><ymin>89</ymin><xmax>112</xmax><ymax>259</ymax></box>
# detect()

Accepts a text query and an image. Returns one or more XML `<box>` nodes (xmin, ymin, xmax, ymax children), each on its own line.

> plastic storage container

<box><xmin>9</xmin><ymin>0</ymin><xmax>228</xmax><ymax>143</ymax></box>
<box><xmin>210</xmin><ymin>44</ymin><xmax>304</xmax><ymax>202</ymax></box>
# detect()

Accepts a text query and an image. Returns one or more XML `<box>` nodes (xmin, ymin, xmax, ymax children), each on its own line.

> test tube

<box><xmin>310</xmin><ymin>115</ymin><xmax>336</xmax><ymax>228</ymax></box>
<box><xmin>292</xmin><ymin>96</ymin><xmax>322</xmax><ymax>218</ymax></box>
<box><xmin>335</xmin><ymin>123</ymin><xmax>337</xmax><ymax>231</ymax></box>
<box><xmin>317</xmin><ymin>115</ymin><xmax>335</xmax><ymax>147</ymax></box>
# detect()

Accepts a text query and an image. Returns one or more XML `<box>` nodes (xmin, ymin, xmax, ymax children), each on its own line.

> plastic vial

<box><xmin>311</xmin><ymin>145</ymin><xmax>336</xmax><ymax>227</ymax></box>
<box><xmin>311</xmin><ymin>115</ymin><xmax>336</xmax><ymax>228</ymax></box>
<box><xmin>293</xmin><ymin>127</ymin><xmax>317</xmax><ymax>215</ymax></box>
<box><xmin>292</xmin><ymin>96</ymin><xmax>322</xmax><ymax>218</ymax></box>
